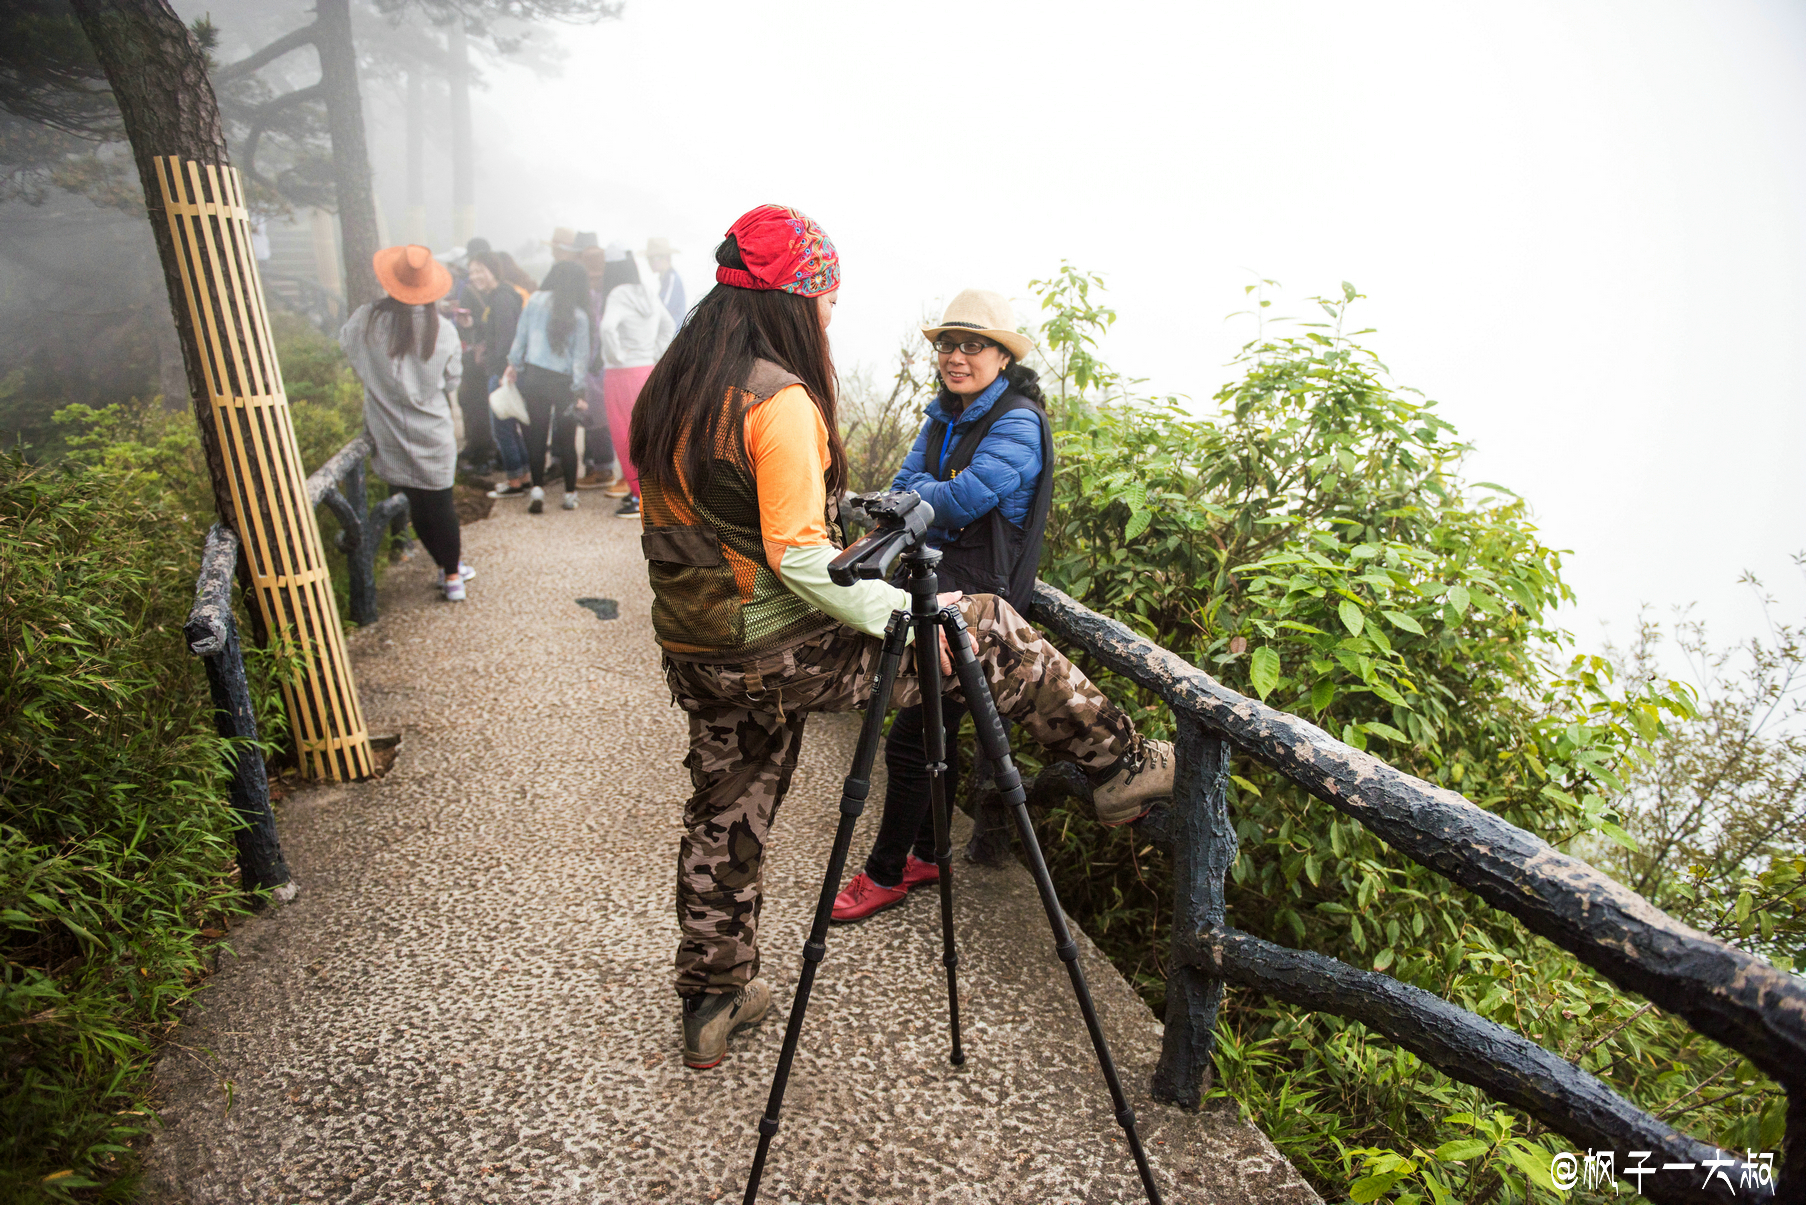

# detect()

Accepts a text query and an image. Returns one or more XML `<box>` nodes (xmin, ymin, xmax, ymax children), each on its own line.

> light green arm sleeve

<box><xmin>779</xmin><ymin>543</ymin><xmax>907</xmax><ymax>638</ymax></box>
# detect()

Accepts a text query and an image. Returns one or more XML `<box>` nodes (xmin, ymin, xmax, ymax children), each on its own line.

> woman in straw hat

<box><xmin>831</xmin><ymin>289</ymin><xmax>1067</xmax><ymax>921</ymax></box>
<box><xmin>631</xmin><ymin>206</ymin><xmax>1173</xmax><ymax>1070</ymax></box>
<box><xmin>340</xmin><ymin>244</ymin><xmax>473</xmax><ymax>601</ymax></box>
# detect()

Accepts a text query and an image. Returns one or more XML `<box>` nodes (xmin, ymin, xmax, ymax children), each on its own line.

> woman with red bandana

<box><xmin>631</xmin><ymin>204</ymin><xmax>1175</xmax><ymax>1071</ymax></box>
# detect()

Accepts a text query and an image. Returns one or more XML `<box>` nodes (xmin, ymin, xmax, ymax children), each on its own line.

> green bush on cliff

<box><xmin>1020</xmin><ymin>269</ymin><xmax>1797</xmax><ymax>1201</ymax></box>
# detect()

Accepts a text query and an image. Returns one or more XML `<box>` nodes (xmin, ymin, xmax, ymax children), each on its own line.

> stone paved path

<box><xmin>140</xmin><ymin>496</ymin><xmax>1320</xmax><ymax>1204</ymax></box>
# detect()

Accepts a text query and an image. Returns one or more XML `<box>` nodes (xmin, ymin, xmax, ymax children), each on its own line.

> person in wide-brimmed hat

<box><xmin>631</xmin><ymin>207</ymin><xmax>1175</xmax><ymax>1070</ymax></box>
<box><xmin>829</xmin><ymin>287</ymin><xmax>1175</xmax><ymax>922</ymax></box>
<box><xmin>341</xmin><ymin>246</ymin><xmax>474</xmax><ymax>600</ymax></box>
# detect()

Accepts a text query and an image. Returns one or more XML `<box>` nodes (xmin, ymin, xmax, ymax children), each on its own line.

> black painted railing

<box><xmin>185</xmin><ymin>522</ymin><xmax>295</xmax><ymax>900</ymax></box>
<box><xmin>1011</xmin><ymin>582</ymin><xmax>1802</xmax><ymax>1205</ymax></box>
<box><xmin>183</xmin><ymin>431</ymin><xmax>408</xmax><ymax>900</ymax></box>
<box><xmin>305</xmin><ymin>431</ymin><xmax>410</xmax><ymax>627</ymax></box>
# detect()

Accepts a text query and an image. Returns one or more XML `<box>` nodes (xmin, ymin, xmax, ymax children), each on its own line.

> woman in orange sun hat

<box><xmin>340</xmin><ymin>244</ymin><xmax>473</xmax><ymax>600</ymax></box>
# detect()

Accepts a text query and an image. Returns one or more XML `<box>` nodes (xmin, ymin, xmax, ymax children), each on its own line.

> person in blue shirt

<box><xmin>833</xmin><ymin>289</ymin><xmax>1055</xmax><ymax>921</ymax></box>
<box><xmin>504</xmin><ymin>260</ymin><xmax>591</xmax><ymax>513</ymax></box>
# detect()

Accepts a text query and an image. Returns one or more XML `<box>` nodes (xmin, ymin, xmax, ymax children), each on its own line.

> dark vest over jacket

<box><xmin>640</xmin><ymin>360</ymin><xmax>841</xmax><ymax>661</ymax></box>
<box><xmin>921</xmin><ymin>388</ymin><xmax>1053</xmax><ymax>613</ymax></box>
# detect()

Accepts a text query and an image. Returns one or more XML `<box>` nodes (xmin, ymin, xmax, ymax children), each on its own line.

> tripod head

<box><xmin>828</xmin><ymin>490</ymin><xmax>936</xmax><ymax>586</ymax></box>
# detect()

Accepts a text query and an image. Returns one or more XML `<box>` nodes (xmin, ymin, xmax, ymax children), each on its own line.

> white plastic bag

<box><xmin>489</xmin><ymin>377</ymin><xmax>529</xmax><ymax>425</ymax></box>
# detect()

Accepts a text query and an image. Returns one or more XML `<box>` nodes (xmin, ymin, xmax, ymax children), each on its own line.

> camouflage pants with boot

<box><xmin>665</xmin><ymin>592</ymin><xmax>1135</xmax><ymax>998</ymax></box>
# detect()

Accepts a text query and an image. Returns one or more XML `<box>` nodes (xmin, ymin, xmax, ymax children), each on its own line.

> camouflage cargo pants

<box><xmin>663</xmin><ymin>593</ymin><xmax>1135</xmax><ymax>997</ymax></box>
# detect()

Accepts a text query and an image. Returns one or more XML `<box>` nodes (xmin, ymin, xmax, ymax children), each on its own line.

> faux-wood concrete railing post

<box><xmin>1151</xmin><ymin>718</ymin><xmax>1236</xmax><ymax>1109</ymax></box>
<box><xmin>186</xmin><ymin>524</ymin><xmax>294</xmax><ymax>897</ymax></box>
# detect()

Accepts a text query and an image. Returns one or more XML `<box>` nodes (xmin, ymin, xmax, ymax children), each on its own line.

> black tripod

<box><xmin>741</xmin><ymin>494</ymin><xmax>1164</xmax><ymax>1204</ymax></box>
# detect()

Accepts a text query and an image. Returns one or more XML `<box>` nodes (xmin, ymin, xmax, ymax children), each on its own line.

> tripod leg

<box><xmin>913</xmin><ymin>606</ymin><xmax>965</xmax><ymax>1067</ymax></box>
<box><xmin>940</xmin><ymin>606</ymin><xmax>1166</xmax><ymax>1205</ymax></box>
<box><xmin>743</xmin><ymin>613</ymin><xmax>911</xmax><ymax>1205</ymax></box>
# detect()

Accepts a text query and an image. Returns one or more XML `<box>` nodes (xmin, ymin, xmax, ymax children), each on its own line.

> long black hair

<box><xmin>1003</xmin><ymin>361</ymin><xmax>1046</xmax><ymax>407</ymax></box>
<box><xmin>369</xmin><ymin>297</ymin><xmax>439</xmax><ymax>361</ymax></box>
<box><xmin>631</xmin><ymin>234</ymin><xmax>844</xmax><ymax>499</ymax></box>
<box><xmin>538</xmin><ymin>259</ymin><xmax>590</xmax><ymax>354</ymax></box>
<box><xmin>599</xmin><ymin>254</ymin><xmax>640</xmax><ymax>299</ymax></box>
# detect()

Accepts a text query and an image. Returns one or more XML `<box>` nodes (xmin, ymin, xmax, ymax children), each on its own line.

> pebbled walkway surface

<box><xmin>140</xmin><ymin>496</ymin><xmax>1320</xmax><ymax>1205</ymax></box>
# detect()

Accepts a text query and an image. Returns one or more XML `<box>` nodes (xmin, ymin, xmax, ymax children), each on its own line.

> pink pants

<box><xmin>604</xmin><ymin>364</ymin><xmax>653</xmax><ymax>497</ymax></box>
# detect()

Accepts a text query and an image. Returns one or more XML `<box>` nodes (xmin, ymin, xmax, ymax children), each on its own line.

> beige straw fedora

<box><xmin>921</xmin><ymin>289</ymin><xmax>1034</xmax><ymax>362</ymax></box>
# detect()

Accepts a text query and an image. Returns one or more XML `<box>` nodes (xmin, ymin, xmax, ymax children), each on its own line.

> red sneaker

<box><xmin>900</xmin><ymin>854</ymin><xmax>940</xmax><ymax>891</ymax></box>
<box><xmin>831</xmin><ymin>872</ymin><xmax>908</xmax><ymax>922</ymax></box>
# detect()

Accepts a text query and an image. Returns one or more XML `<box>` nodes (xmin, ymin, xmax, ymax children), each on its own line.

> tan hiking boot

<box><xmin>601</xmin><ymin>480</ymin><xmax>632</xmax><ymax>498</ymax></box>
<box><xmin>682</xmin><ymin>978</ymin><xmax>771</xmax><ymax>1069</ymax></box>
<box><xmin>1091</xmin><ymin>738</ymin><xmax>1175</xmax><ymax>826</ymax></box>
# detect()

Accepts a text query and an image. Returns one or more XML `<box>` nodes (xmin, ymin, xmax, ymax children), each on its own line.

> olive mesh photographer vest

<box><xmin>640</xmin><ymin>360</ymin><xmax>841</xmax><ymax>661</ymax></box>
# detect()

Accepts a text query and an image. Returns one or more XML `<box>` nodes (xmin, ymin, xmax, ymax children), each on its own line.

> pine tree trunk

<box><xmin>66</xmin><ymin>0</ymin><xmax>234</xmax><ymax>525</ymax></box>
<box><xmin>314</xmin><ymin>0</ymin><xmax>381</xmax><ymax>307</ymax></box>
<box><xmin>448</xmin><ymin>16</ymin><xmax>476</xmax><ymax>245</ymax></box>
<box><xmin>405</xmin><ymin>68</ymin><xmax>427</xmax><ymax>243</ymax></box>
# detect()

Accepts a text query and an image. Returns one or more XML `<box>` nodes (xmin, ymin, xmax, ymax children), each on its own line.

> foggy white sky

<box><xmin>450</xmin><ymin>0</ymin><xmax>1805</xmax><ymax>664</ymax></box>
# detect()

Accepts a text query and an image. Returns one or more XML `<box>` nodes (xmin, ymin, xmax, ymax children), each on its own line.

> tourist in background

<box><xmin>453</xmin><ymin>237</ymin><xmax>499</xmax><ymax>473</ymax></box>
<box><xmin>832</xmin><ymin>289</ymin><xmax>1055</xmax><ymax>922</ymax></box>
<box><xmin>577</xmin><ymin>246</ymin><xmax>620</xmax><ymax>492</ymax></box>
<box><xmin>496</xmin><ymin>252</ymin><xmax>536</xmax><ymax>299</ymax></box>
<box><xmin>341</xmin><ymin>245</ymin><xmax>472</xmax><ymax>601</ymax></box>
<box><xmin>504</xmin><ymin>259</ymin><xmax>591</xmax><ymax>514</ymax></box>
<box><xmin>646</xmin><ymin>237</ymin><xmax>685</xmax><ymax>326</ymax></box>
<box><xmin>458</xmin><ymin>251</ymin><xmax>530</xmax><ymax>501</ymax></box>
<box><xmin>598</xmin><ymin>242</ymin><xmax>676</xmax><ymax>518</ymax></box>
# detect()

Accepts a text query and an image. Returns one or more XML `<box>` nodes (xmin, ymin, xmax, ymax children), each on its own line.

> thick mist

<box><xmin>4</xmin><ymin>0</ymin><xmax>1803</xmax><ymax>659</ymax></box>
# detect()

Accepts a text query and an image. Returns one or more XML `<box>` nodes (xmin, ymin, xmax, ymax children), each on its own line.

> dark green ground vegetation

<box><xmin>0</xmin><ymin>312</ymin><xmax>367</xmax><ymax>1200</ymax></box>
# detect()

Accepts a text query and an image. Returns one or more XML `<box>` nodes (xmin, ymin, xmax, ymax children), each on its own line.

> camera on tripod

<box><xmin>827</xmin><ymin>490</ymin><xmax>935</xmax><ymax>586</ymax></box>
<box><xmin>746</xmin><ymin>485</ymin><xmax>1168</xmax><ymax>1205</ymax></box>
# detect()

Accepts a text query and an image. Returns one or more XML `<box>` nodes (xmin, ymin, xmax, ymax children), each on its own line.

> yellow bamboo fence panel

<box><xmin>157</xmin><ymin>157</ymin><xmax>373</xmax><ymax>782</ymax></box>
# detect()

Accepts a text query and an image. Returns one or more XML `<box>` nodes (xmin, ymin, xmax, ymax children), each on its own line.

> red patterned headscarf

<box><xmin>715</xmin><ymin>204</ymin><xmax>841</xmax><ymax>297</ymax></box>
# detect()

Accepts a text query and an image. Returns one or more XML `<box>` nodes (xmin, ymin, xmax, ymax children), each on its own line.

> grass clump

<box><xmin>0</xmin><ymin>449</ymin><xmax>247</xmax><ymax>1200</ymax></box>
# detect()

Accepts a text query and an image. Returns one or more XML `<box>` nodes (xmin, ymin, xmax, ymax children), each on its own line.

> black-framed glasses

<box><xmin>932</xmin><ymin>337</ymin><xmax>997</xmax><ymax>356</ymax></box>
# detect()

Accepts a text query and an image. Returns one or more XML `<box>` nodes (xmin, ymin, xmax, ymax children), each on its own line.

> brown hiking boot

<box><xmin>575</xmin><ymin>468</ymin><xmax>616</xmax><ymax>490</ymax></box>
<box><xmin>1091</xmin><ymin>738</ymin><xmax>1175</xmax><ymax>826</ymax></box>
<box><xmin>682</xmin><ymin>979</ymin><xmax>771</xmax><ymax>1070</ymax></box>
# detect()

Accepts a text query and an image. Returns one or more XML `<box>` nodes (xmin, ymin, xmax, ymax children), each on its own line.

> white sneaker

<box><xmin>457</xmin><ymin>562</ymin><xmax>475</xmax><ymax>582</ymax></box>
<box><xmin>528</xmin><ymin>486</ymin><xmax>545</xmax><ymax>515</ymax></box>
<box><xmin>562</xmin><ymin>491</ymin><xmax>579</xmax><ymax>510</ymax></box>
<box><xmin>443</xmin><ymin>574</ymin><xmax>466</xmax><ymax>602</ymax></box>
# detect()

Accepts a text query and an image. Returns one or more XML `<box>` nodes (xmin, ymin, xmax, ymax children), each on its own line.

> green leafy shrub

<box><xmin>0</xmin><ymin>450</ymin><xmax>245</xmax><ymax>1200</ymax></box>
<box><xmin>1017</xmin><ymin>272</ymin><xmax>1795</xmax><ymax>1200</ymax></box>
<box><xmin>0</xmin><ymin>312</ymin><xmax>360</xmax><ymax>1199</ymax></box>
